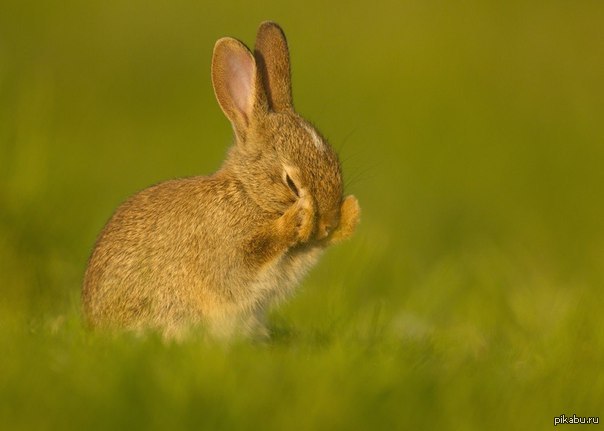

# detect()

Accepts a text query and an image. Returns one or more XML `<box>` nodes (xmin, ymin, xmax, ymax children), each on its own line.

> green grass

<box><xmin>1</xmin><ymin>0</ymin><xmax>603</xmax><ymax>429</ymax></box>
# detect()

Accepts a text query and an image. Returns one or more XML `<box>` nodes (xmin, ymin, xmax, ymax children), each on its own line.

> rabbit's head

<box><xmin>212</xmin><ymin>22</ymin><xmax>344</xmax><ymax>241</ymax></box>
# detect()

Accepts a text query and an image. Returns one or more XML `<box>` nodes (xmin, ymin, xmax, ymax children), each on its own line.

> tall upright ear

<box><xmin>254</xmin><ymin>21</ymin><xmax>293</xmax><ymax>112</ymax></box>
<box><xmin>212</xmin><ymin>37</ymin><xmax>265</xmax><ymax>140</ymax></box>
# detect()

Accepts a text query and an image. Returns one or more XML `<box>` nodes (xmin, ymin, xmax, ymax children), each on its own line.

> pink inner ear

<box><xmin>227</xmin><ymin>52</ymin><xmax>254</xmax><ymax>122</ymax></box>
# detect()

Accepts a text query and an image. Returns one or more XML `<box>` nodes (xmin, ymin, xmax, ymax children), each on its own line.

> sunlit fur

<box><xmin>82</xmin><ymin>22</ymin><xmax>360</xmax><ymax>340</ymax></box>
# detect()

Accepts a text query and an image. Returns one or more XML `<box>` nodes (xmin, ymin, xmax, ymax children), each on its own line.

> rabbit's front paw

<box><xmin>278</xmin><ymin>190</ymin><xmax>315</xmax><ymax>246</ymax></box>
<box><xmin>326</xmin><ymin>195</ymin><xmax>360</xmax><ymax>245</ymax></box>
<box><xmin>296</xmin><ymin>191</ymin><xmax>316</xmax><ymax>243</ymax></box>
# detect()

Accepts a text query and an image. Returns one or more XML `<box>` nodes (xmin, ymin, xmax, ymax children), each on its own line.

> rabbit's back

<box><xmin>83</xmin><ymin>173</ymin><xmax>257</xmax><ymax>331</ymax></box>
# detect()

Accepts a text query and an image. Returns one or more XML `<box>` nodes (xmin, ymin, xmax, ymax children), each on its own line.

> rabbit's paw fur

<box><xmin>328</xmin><ymin>195</ymin><xmax>360</xmax><ymax>244</ymax></box>
<box><xmin>278</xmin><ymin>191</ymin><xmax>315</xmax><ymax>247</ymax></box>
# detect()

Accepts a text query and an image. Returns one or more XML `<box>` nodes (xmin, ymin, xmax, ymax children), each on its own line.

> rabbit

<box><xmin>82</xmin><ymin>21</ymin><xmax>360</xmax><ymax>340</ymax></box>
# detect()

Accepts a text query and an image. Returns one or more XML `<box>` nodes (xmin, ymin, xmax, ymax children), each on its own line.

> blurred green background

<box><xmin>1</xmin><ymin>0</ymin><xmax>603</xmax><ymax>430</ymax></box>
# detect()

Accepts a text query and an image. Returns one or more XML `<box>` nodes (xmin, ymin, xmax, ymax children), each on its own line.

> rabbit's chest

<box><xmin>249</xmin><ymin>246</ymin><xmax>323</xmax><ymax>303</ymax></box>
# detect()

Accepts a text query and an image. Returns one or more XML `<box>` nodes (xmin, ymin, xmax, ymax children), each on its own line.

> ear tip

<box><xmin>257</xmin><ymin>21</ymin><xmax>286</xmax><ymax>39</ymax></box>
<box><xmin>213</xmin><ymin>37</ymin><xmax>255</xmax><ymax>71</ymax></box>
<box><xmin>214</xmin><ymin>37</ymin><xmax>249</xmax><ymax>53</ymax></box>
<box><xmin>258</xmin><ymin>20</ymin><xmax>282</xmax><ymax>30</ymax></box>
<box><xmin>212</xmin><ymin>37</ymin><xmax>255</xmax><ymax>89</ymax></box>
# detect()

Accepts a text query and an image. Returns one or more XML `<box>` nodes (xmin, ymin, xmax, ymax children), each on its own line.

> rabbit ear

<box><xmin>212</xmin><ymin>37</ymin><xmax>266</xmax><ymax>140</ymax></box>
<box><xmin>254</xmin><ymin>21</ymin><xmax>293</xmax><ymax>112</ymax></box>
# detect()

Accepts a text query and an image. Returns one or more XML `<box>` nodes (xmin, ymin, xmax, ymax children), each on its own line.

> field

<box><xmin>1</xmin><ymin>1</ymin><xmax>603</xmax><ymax>429</ymax></box>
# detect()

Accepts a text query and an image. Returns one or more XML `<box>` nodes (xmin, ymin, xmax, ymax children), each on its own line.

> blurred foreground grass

<box><xmin>1</xmin><ymin>0</ymin><xmax>603</xmax><ymax>430</ymax></box>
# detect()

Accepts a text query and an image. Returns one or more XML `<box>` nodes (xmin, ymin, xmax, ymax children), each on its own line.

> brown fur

<box><xmin>82</xmin><ymin>21</ymin><xmax>361</xmax><ymax>340</ymax></box>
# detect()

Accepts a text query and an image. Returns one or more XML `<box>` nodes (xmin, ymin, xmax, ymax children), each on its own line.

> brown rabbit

<box><xmin>82</xmin><ymin>21</ymin><xmax>360</xmax><ymax>340</ymax></box>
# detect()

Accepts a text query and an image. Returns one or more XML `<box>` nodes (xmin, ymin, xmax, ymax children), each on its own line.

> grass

<box><xmin>1</xmin><ymin>0</ymin><xmax>603</xmax><ymax>429</ymax></box>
